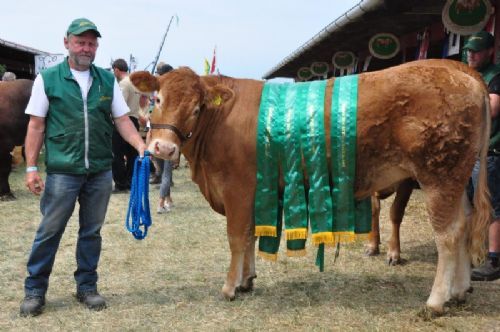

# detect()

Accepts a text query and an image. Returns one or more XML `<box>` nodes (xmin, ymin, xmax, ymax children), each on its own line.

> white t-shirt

<box><xmin>25</xmin><ymin>70</ymin><xmax>130</xmax><ymax>118</ymax></box>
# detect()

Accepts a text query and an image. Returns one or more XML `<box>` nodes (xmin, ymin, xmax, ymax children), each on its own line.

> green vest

<box><xmin>41</xmin><ymin>58</ymin><xmax>115</xmax><ymax>174</ymax></box>
<box><xmin>479</xmin><ymin>63</ymin><xmax>500</xmax><ymax>151</ymax></box>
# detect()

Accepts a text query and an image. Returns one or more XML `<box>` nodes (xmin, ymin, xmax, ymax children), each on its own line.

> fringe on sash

<box><xmin>285</xmin><ymin>228</ymin><xmax>308</xmax><ymax>240</ymax></box>
<box><xmin>312</xmin><ymin>232</ymin><xmax>334</xmax><ymax>245</ymax></box>
<box><xmin>255</xmin><ymin>226</ymin><xmax>277</xmax><ymax>237</ymax></box>
<box><xmin>258</xmin><ymin>250</ymin><xmax>278</xmax><ymax>262</ymax></box>
<box><xmin>319</xmin><ymin>232</ymin><xmax>370</xmax><ymax>247</ymax></box>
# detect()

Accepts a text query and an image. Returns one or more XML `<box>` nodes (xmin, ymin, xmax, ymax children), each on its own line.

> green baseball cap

<box><xmin>66</xmin><ymin>18</ymin><xmax>101</xmax><ymax>37</ymax></box>
<box><xmin>464</xmin><ymin>31</ymin><xmax>494</xmax><ymax>52</ymax></box>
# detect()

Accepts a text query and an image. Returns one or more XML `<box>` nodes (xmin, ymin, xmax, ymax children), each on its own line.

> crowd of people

<box><xmin>10</xmin><ymin>17</ymin><xmax>499</xmax><ymax>318</ymax></box>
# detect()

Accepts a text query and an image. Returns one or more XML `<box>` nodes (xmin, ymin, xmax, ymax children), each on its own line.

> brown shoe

<box><xmin>76</xmin><ymin>290</ymin><xmax>106</xmax><ymax>311</ymax></box>
<box><xmin>20</xmin><ymin>295</ymin><xmax>45</xmax><ymax>317</ymax></box>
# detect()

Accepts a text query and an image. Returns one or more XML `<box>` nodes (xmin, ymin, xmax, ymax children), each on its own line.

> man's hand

<box><xmin>26</xmin><ymin>171</ymin><xmax>45</xmax><ymax>195</ymax></box>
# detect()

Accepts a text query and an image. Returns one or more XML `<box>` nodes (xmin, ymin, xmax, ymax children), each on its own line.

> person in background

<box><xmin>20</xmin><ymin>18</ymin><xmax>146</xmax><ymax>317</ymax></box>
<box><xmin>464</xmin><ymin>30</ymin><xmax>500</xmax><ymax>281</ymax></box>
<box><xmin>149</xmin><ymin>62</ymin><xmax>174</xmax><ymax>185</ymax></box>
<box><xmin>2</xmin><ymin>71</ymin><xmax>16</xmax><ymax>81</ymax></box>
<box><xmin>111</xmin><ymin>58</ymin><xmax>147</xmax><ymax>192</ymax></box>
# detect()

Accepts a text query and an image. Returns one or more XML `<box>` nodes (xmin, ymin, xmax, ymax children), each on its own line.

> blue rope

<box><xmin>125</xmin><ymin>151</ymin><xmax>152</xmax><ymax>240</ymax></box>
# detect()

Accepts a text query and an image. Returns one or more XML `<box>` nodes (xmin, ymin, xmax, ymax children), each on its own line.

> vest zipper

<box><xmin>83</xmin><ymin>76</ymin><xmax>93</xmax><ymax>169</ymax></box>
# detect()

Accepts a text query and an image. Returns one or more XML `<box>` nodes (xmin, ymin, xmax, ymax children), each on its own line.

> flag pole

<box><xmin>150</xmin><ymin>15</ymin><xmax>176</xmax><ymax>74</ymax></box>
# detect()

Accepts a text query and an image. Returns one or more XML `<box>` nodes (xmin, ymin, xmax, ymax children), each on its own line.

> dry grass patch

<box><xmin>1</xmin><ymin>162</ymin><xmax>499</xmax><ymax>331</ymax></box>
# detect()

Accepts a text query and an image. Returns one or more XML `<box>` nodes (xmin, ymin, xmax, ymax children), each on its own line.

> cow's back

<box><xmin>352</xmin><ymin>62</ymin><xmax>485</xmax><ymax>197</ymax></box>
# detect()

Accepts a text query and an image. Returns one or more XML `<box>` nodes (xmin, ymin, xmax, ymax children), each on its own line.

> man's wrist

<box><xmin>26</xmin><ymin>166</ymin><xmax>39</xmax><ymax>173</ymax></box>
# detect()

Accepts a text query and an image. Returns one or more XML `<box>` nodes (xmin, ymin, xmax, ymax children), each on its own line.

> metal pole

<box><xmin>150</xmin><ymin>15</ymin><xmax>175</xmax><ymax>74</ymax></box>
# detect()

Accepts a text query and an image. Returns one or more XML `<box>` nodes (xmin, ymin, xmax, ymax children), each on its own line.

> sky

<box><xmin>2</xmin><ymin>0</ymin><xmax>360</xmax><ymax>80</ymax></box>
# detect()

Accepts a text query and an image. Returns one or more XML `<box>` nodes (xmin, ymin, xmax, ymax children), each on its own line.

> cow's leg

<box><xmin>365</xmin><ymin>195</ymin><xmax>381</xmax><ymax>256</ymax></box>
<box><xmin>450</xmin><ymin>194</ymin><xmax>473</xmax><ymax>304</ymax></box>
<box><xmin>237</xmin><ymin>236</ymin><xmax>256</xmax><ymax>293</ymax></box>
<box><xmin>221</xmin><ymin>197</ymin><xmax>254</xmax><ymax>300</ymax></box>
<box><xmin>0</xmin><ymin>147</ymin><xmax>15</xmax><ymax>201</ymax></box>
<box><xmin>423</xmin><ymin>186</ymin><xmax>467</xmax><ymax>315</ymax></box>
<box><xmin>387</xmin><ymin>179</ymin><xmax>413</xmax><ymax>265</ymax></box>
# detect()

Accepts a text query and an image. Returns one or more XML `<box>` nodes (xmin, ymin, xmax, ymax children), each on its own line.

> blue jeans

<box><xmin>159</xmin><ymin>160</ymin><xmax>172</xmax><ymax>198</ymax></box>
<box><xmin>24</xmin><ymin>171</ymin><xmax>113</xmax><ymax>297</ymax></box>
<box><xmin>469</xmin><ymin>156</ymin><xmax>500</xmax><ymax>219</ymax></box>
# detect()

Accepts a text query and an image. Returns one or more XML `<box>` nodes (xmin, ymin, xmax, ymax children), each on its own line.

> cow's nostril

<box><xmin>154</xmin><ymin>142</ymin><xmax>161</xmax><ymax>155</ymax></box>
<box><xmin>168</xmin><ymin>146</ymin><xmax>176</xmax><ymax>158</ymax></box>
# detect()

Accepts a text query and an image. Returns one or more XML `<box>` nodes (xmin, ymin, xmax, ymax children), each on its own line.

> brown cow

<box><xmin>130</xmin><ymin>59</ymin><xmax>491</xmax><ymax>315</ymax></box>
<box><xmin>0</xmin><ymin>79</ymin><xmax>32</xmax><ymax>200</ymax></box>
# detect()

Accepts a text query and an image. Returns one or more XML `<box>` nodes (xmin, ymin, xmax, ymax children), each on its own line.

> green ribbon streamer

<box><xmin>255</xmin><ymin>83</ymin><xmax>282</xmax><ymax>238</ymax></box>
<box><xmin>283</xmin><ymin>82</ymin><xmax>309</xmax><ymax>250</ymax></box>
<box><xmin>298</xmin><ymin>80</ymin><xmax>332</xmax><ymax>238</ymax></box>
<box><xmin>331</xmin><ymin>75</ymin><xmax>371</xmax><ymax>236</ymax></box>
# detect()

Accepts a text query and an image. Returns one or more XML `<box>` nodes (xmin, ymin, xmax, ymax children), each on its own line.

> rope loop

<box><xmin>125</xmin><ymin>151</ymin><xmax>152</xmax><ymax>240</ymax></box>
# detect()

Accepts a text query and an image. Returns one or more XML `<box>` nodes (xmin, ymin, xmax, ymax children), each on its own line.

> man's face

<box><xmin>467</xmin><ymin>48</ymin><xmax>493</xmax><ymax>70</ymax></box>
<box><xmin>64</xmin><ymin>31</ymin><xmax>99</xmax><ymax>70</ymax></box>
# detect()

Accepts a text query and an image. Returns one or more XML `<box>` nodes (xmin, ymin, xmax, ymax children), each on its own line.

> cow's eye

<box><xmin>193</xmin><ymin>107</ymin><xmax>200</xmax><ymax>116</ymax></box>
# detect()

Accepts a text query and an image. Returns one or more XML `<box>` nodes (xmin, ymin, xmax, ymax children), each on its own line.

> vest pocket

<box><xmin>46</xmin><ymin>128</ymin><xmax>84</xmax><ymax>172</ymax></box>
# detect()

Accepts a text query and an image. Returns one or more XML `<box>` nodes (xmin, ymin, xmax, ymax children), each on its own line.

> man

<box><xmin>111</xmin><ymin>59</ymin><xmax>146</xmax><ymax>192</ymax></box>
<box><xmin>20</xmin><ymin>18</ymin><xmax>146</xmax><ymax>316</ymax></box>
<box><xmin>465</xmin><ymin>30</ymin><xmax>500</xmax><ymax>281</ymax></box>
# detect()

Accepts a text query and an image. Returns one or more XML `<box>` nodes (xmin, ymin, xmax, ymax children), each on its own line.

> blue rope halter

<box><xmin>125</xmin><ymin>151</ymin><xmax>152</xmax><ymax>240</ymax></box>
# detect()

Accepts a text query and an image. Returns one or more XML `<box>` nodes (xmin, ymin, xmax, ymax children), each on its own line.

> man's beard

<box><xmin>72</xmin><ymin>54</ymin><xmax>94</xmax><ymax>68</ymax></box>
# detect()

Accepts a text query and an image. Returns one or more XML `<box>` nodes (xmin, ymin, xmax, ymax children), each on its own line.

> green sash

<box><xmin>255</xmin><ymin>76</ymin><xmax>371</xmax><ymax>264</ymax></box>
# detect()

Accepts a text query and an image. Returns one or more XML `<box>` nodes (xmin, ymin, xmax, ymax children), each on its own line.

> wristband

<box><xmin>26</xmin><ymin>166</ymin><xmax>38</xmax><ymax>173</ymax></box>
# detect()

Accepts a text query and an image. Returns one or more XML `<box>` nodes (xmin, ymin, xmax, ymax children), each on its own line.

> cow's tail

<box><xmin>468</xmin><ymin>92</ymin><xmax>492</xmax><ymax>267</ymax></box>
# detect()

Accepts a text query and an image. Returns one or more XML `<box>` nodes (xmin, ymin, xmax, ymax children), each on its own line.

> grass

<box><xmin>1</xmin><ymin>160</ymin><xmax>499</xmax><ymax>331</ymax></box>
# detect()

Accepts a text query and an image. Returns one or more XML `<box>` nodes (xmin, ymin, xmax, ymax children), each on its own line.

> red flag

<box><xmin>418</xmin><ymin>29</ymin><xmax>430</xmax><ymax>60</ymax></box>
<box><xmin>210</xmin><ymin>46</ymin><xmax>216</xmax><ymax>74</ymax></box>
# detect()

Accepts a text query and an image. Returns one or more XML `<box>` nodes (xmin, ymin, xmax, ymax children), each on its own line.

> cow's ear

<box><xmin>129</xmin><ymin>71</ymin><xmax>160</xmax><ymax>93</ymax></box>
<box><xmin>203</xmin><ymin>84</ymin><xmax>234</xmax><ymax>109</ymax></box>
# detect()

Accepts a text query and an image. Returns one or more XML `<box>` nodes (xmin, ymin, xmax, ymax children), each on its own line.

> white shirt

<box><xmin>25</xmin><ymin>71</ymin><xmax>130</xmax><ymax>118</ymax></box>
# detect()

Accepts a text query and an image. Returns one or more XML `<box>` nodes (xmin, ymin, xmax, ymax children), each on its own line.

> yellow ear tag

<box><xmin>212</xmin><ymin>95</ymin><xmax>222</xmax><ymax>106</ymax></box>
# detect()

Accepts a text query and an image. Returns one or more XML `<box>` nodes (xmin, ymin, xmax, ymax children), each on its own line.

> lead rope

<box><xmin>125</xmin><ymin>151</ymin><xmax>152</xmax><ymax>240</ymax></box>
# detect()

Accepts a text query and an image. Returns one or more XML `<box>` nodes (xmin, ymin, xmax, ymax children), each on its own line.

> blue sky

<box><xmin>2</xmin><ymin>1</ymin><xmax>360</xmax><ymax>79</ymax></box>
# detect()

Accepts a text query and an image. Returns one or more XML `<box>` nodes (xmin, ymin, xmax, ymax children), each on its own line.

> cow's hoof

<box><xmin>237</xmin><ymin>275</ymin><xmax>257</xmax><ymax>293</ymax></box>
<box><xmin>417</xmin><ymin>306</ymin><xmax>444</xmax><ymax>320</ymax></box>
<box><xmin>446</xmin><ymin>297</ymin><xmax>466</xmax><ymax>308</ymax></box>
<box><xmin>467</xmin><ymin>286</ymin><xmax>473</xmax><ymax>294</ymax></box>
<box><xmin>364</xmin><ymin>246</ymin><xmax>380</xmax><ymax>256</ymax></box>
<box><xmin>387</xmin><ymin>256</ymin><xmax>404</xmax><ymax>266</ymax></box>
<box><xmin>221</xmin><ymin>286</ymin><xmax>236</xmax><ymax>301</ymax></box>
<box><xmin>0</xmin><ymin>192</ymin><xmax>16</xmax><ymax>201</ymax></box>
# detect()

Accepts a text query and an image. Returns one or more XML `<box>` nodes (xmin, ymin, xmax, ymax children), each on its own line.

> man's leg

<box><xmin>21</xmin><ymin>174</ymin><xmax>82</xmax><ymax>316</ymax></box>
<box><xmin>125</xmin><ymin>117</ymin><xmax>140</xmax><ymax>188</ymax></box>
<box><xmin>111</xmin><ymin>130</ymin><xmax>128</xmax><ymax>191</ymax></box>
<box><xmin>471</xmin><ymin>156</ymin><xmax>500</xmax><ymax>281</ymax></box>
<box><xmin>74</xmin><ymin>170</ymin><xmax>112</xmax><ymax>310</ymax></box>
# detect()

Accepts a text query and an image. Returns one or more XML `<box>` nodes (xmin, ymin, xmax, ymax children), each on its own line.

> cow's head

<box><xmin>130</xmin><ymin>67</ymin><xmax>233</xmax><ymax>162</ymax></box>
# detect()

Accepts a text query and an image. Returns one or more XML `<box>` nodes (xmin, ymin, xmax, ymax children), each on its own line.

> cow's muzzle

<box><xmin>150</xmin><ymin>139</ymin><xmax>179</xmax><ymax>161</ymax></box>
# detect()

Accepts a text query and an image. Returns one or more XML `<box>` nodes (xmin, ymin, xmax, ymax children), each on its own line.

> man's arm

<box><xmin>490</xmin><ymin>93</ymin><xmax>500</xmax><ymax>118</ymax></box>
<box><xmin>25</xmin><ymin>116</ymin><xmax>46</xmax><ymax>195</ymax></box>
<box><xmin>114</xmin><ymin>115</ymin><xmax>147</xmax><ymax>156</ymax></box>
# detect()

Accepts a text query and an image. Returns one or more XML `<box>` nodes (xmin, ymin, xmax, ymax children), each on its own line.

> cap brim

<box><xmin>70</xmin><ymin>27</ymin><xmax>101</xmax><ymax>37</ymax></box>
